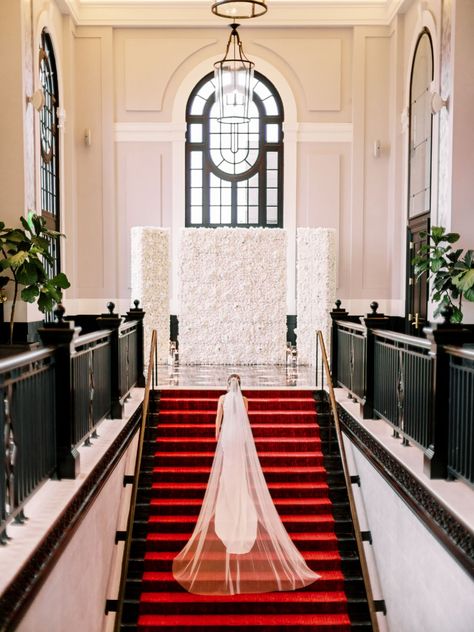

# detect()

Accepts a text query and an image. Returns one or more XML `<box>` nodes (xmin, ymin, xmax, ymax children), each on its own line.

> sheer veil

<box><xmin>172</xmin><ymin>378</ymin><xmax>320</xmax><ymax>595</ymax></box>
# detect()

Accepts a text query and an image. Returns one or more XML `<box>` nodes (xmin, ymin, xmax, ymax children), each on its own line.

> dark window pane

<box><xmin>186</xmin><ymin>70</ymin><xmax>284</xmax><ymax>228</ymax></box>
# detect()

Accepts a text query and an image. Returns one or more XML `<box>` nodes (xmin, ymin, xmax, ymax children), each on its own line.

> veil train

<box><xmin>172</xmin><ymin>378</ymin><xmax>320</xmax><ymax>595</ymax></box>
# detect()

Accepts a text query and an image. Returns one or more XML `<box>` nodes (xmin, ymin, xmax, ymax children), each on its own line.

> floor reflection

<box><xmin>156</xmin><ymin>363</ymin><xmax>317</xmax><ymax>389</ymax></box>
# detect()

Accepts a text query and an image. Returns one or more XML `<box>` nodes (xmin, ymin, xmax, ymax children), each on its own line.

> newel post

<box><xmin>38</xmin><ymin>304</ymin><xmax>81</xmax><ymax>479</ymax></box>
<box><xmin>97</xmin><ymin>302</ymin><xmax>124</xmax><ymax>419</ymax></box>
<box><xmin>329</xmin><ymin>300</ymin><xmax>349</xmax><ymax>384</ymax></box>
<box><xmin>125</xmin><ymin>299</ymin><xmax>146</xmax><ymax>388</ymax></box>
<box><xmin>423</xmin><ymin>308</ymin><xmax>474</xmax><ymax>479</ymax></box>
<box><xmin>359</xmin><ymin>302</ymin><xmax>390</xmax><ymax>419</ymax></box>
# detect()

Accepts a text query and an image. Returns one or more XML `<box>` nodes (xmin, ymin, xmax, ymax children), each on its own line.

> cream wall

<box><xmin>108</xmin><ymin>24</ymin><xmax>399</xmax><ymax>314</ymax></box>
<box><xmin>1</xmin><ymin>0</ymin><xmax>473</xmax><ymax>322</ymax></box>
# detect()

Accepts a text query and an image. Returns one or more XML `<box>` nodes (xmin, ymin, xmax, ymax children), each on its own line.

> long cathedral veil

<box><xmin>172</xmin><ymin>378</ymin><xmax>320</xmax><ymax>595</ymax></box>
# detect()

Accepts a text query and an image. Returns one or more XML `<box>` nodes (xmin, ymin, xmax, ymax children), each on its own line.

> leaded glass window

<box><xmin>186</xmin><ymin>71</ymin><xmax>284</xmax><ymax>227</ymax></box>
<box><xmin>39</xmin><ymin>30</ymin><xmax>60</xmax><ymax>280</ymax></box>
<box><xmin>408</xmin><ymin>30</ymin><xmax>434</xmax><ymax>218</ymax></box>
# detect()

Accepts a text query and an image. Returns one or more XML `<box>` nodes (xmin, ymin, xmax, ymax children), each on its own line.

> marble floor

<box><xmin>155</xmin><ymin>362</ymin><xmax>320</xmax><ymax>389</ymax></box>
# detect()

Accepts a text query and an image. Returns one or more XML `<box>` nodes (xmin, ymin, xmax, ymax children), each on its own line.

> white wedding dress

<box><xmin>172</xmin><ymin>378</ymin><xmax>320</xmax><ymax>595</ymax></box>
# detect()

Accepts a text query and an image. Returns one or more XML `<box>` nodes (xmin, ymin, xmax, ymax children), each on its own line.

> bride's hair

<box><xmin>227</xmin><ymin>373</ymin><xmax>241</xmax><ymax>388</ymax></box>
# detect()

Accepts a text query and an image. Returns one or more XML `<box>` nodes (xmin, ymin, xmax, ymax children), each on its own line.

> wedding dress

<box><xmin>172</xmin><ymin>378</ymin><xmax>320</xmax><ymax>595</ymax></box>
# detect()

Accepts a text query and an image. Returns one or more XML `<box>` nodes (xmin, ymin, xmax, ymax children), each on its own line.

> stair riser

<box><xmin>138</xmin><ymin>601</ymin><xmax>348</xmax><ymax>617</ymax></box>
<box><xmin>145</xmin><ymin>502</ymin><xmax>333</xmax><ymax>516</ymax></box>
<box><xmin>156</xmin><ymin>426</ymin><xmax>317</xmax><ymax>438</ymax></box>
<box><xmin>158</xmin><ymin>401</ymin><xmax>317</xmax><ymax>412</ymax></box>
<box><xmin>153</xmin><ymin>439</ymin><xmax>322</xmax><ymax>452</ymax></box>
<box><xmin>138</xmin><ymin>622</ymin><xmax>349</xmax><ymax>631</ymax></box>
<box><xmin>146</xmin><ymin>486</ymin><xmax>331</xmax><ymax>500</ymax></box>
<box><xmin>145</xmin><ymin>520</ymin><xmax>337</xmax><ymax>534</ymax></box>
<box><xmin>142</xmin><ymin>538</ymin><xmax>341</xmax><ymax>553</ymax></box>
<box><xmin>154</xmin><ymin>415</ymin><xmax>318</xmax><ymax>426</ymax></box>
<box><xmin>148</xmin><ymin>455</ymin><xmax>326</xmax><ymax>468</ymax></box>
<box><xmin>140</xmin><ymin>577</ymin><xmax>346</xmax><ymax>594</ymax></box>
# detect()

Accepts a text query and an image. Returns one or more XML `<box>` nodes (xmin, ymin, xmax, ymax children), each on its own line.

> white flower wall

<box><xmin>296</xmin><ymin>228</ymin><xmax>337</xmax><ymax>365</ymax></box>
<box><xmin>179</xmin><ymin>228</ymin><xmax>287</xmax><ymax>365</ymax></box>
<box><xmin>131</xmin><ymin>227</ymin><xmax>170</xmax><ymax>363</ymax></box>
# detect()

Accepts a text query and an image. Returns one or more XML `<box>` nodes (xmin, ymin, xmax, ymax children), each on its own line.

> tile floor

<box><xmin>156</xmin><ymin>362</ymin><xmax>319</xmax><ymax>389</ymax></box>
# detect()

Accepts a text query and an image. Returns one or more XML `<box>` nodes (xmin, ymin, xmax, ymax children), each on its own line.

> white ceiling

<box><xmin>58</xmin><ymin>0</ymin><xmax>409</xmax><ymax>27</ymax></box>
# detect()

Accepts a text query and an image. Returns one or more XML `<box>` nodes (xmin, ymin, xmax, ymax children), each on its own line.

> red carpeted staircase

<box><xmin>120</xmin><ymin>389</ymin><xmax>371</xmax><ymax>631</ymax></box>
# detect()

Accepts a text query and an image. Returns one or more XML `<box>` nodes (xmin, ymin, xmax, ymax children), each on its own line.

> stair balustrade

<box><xmin>330</xmin><ymin>301</ymin><xmax>474</xmax><ymax>485</ymax></box>
<box><xmin>0</xmin><ymin>301</ymin><xmax>146</xmax><ymax>543</ymax></box>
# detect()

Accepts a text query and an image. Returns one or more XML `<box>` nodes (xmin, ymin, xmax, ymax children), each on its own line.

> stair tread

<box><xmin>149</xmin><ymin>497</ymin><xmax>332</xmax><ymax>506</ymax></box>
<box><xmin>148</xmin><ymin>514</ymin><xmax>335</xmax><ymax>523</ymax></box>
<box><xmin>146</xmin><ymin>531</ymin><xmax>340</xmax><ymax>542</ymax></box>
<box><xmin>151</xmin><ymin>466</ymin><xmax>327</xmax><ymax>473</ymax></box>
<box><xmin>137</xmin><ymin>613</ymin><xmax>350</xmax><ymax>626</ymax></box>
<box><xmin>145</xmin><ymin>550</ymin><xmax>341</xmax><ymax>561</ymax></box>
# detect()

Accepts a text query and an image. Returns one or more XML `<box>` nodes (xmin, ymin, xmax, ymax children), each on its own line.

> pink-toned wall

<box><xmin>17</xmin><ymin>433</ymin><xmax>139</xmax><ymax>632</ymax></box>
<box><xmin>3</xmin><ymin>0</ymin><xmax>474</xmax><ymax>321</ymax></box>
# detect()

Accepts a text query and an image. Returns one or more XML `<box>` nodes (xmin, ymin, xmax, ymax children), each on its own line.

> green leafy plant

<box><xmin>0</xmin><ymin>213</ymin><xmax>70</xmax><ymax>343</ymax></box>
<box><xmin>412</xmin><ymin>226</ymin><xmax>474</xmax><ymax>323</ymax></box>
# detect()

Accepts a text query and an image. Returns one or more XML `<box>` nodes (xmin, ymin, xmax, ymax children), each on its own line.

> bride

<box><xmin>172</xmin><ymin>374</ymin><xmax>320</xmax><ymax>595</ymax></box>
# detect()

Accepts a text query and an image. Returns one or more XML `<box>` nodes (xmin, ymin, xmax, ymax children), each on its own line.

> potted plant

<box><xmin>412</xmin><ymin>226</ymin><xmax>474</xmax><ymax>323</ymax></box>
<box><xmin>0</xmin><ymin>212</ymin><xmax>70</xmax><ymax>344</ymax></box>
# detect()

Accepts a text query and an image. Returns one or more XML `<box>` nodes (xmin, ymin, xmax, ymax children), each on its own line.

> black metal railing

<box><xmin>330</xmin><ymin>301</ymin><xmax>474</xmax><ymax>486</ymax></box>
<box><xmin>335</xmin><ymin>322</ymin><xmax>366</xmax><ymax>401</ymax></box>
<box><xmin>119</xmin><ymin>322</ymin><xmax>139</xmax><ymax>399</ymax></box>
<box><xmin>72</xmin><ymin>331</ymin><xmax>113</xmax><ymax>446</ymax></box>
<box><xmin>446</xmin><ymin>345</ymin><xmax>474</xmax><ymax>484</ymax></box>
<box><xmin>0</xmin><ymin>349</ymin><xmax>56</xmax><ymax>542</ymax></box>
<box><xmin>373</xmin><ymin>330</ymin><xmax>433</xmax><ymax>448</ymax></box>
<box><xmin>0</xmin><ymin>301</ymin><xmax>146</xmax><ymax>542</ymax></box>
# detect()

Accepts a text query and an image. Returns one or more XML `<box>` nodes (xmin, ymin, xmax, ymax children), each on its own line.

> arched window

<box><xmin>406</xmin><ymin>29</ymin><xmax>434</xmax><ymax>333</ymax></box>
<box><xmin>186</xmin><ymin>70</ymin><xmax>284</xmax><ymax>228</ymax></box>
<box><xmin>408</xmin><ymin>29</ymin><xmax>434</xmax><ymax>218</ymax></box>
<box><xmin>39</xmin><ymin>30</ymin><xmax>61</xmax><ymax>278</ymax></box>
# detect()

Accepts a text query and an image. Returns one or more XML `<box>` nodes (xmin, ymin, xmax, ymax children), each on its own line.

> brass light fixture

<box><xmin>214</xmin><ymin>23</ymin><xmax>255</xmax><ymax>124</ymax></box>
<box><xmin>212</xmin><ymin>0</ymin><xmax>267</xmax><ymax>19</ymax></box>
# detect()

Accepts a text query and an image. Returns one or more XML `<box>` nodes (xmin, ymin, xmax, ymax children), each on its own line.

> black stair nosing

<box><xmin>120</xmin><ymin>600</ymin><xmax>140</xmax><ymax>624</ymax></box>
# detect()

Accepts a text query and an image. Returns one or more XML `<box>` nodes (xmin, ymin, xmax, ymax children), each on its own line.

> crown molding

<box><xmin>59</xmin><ymin>1</ymin><xmax>410</xmax><ymax>28</ymax></box>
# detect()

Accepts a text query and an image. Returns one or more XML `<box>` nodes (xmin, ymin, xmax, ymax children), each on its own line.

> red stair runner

<box><xmin>137</xmin><ymin>389</ymin><xmax>351</xmax><ymax>631</ymax></box>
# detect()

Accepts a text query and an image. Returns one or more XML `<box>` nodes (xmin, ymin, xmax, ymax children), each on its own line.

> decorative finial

<box><xmin>441</xmin><ymin>305</ymin><xmax>453</xmax><ymax>324</ymax></box>
<box><xmin>335</xmin><ymin>299</ymin><xmax>341</xmax><ymax>309</ymax></box>
<box><xmin>370</xmin><ymin>301</ymin><xmax>379</xmax><ymax>315</ymax></box>
<box><xmin>107</xmin><ymin>301</ymin><xmax>115</xmax><ymax>315</ymax></box>
<box><xmin>134</xmin><ymin>299</ymin><xmax>140</xmax><ymax>309</ymax></box>
<box><xmin>55</xmin><ymin>303</ymin><xmax>65</xmax><ymax>324</ymax></box>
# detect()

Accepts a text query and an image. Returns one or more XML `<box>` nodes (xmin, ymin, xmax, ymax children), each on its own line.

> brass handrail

<box><xmin>316</xmin><ymin>330</ymin><xmax>380</xmax><ymax>632</ymax></box>
<box><xmin>114</xmin><ymin>329</ymin><xmax>158</xmax><ymax>631</ymax></box>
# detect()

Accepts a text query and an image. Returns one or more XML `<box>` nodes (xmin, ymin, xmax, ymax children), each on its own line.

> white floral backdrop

<box><xmin>296</xmin><ymin>228</ymin><xmax>337</xmax><ymax>364</ymax></box>
<box><xmin>179</xmin><ymin>228</ymin><xmax>287</xmax><ymax>365</ymax></box>
<box><xmin>131</xmin><ymin>227</ymin><xmax>170</xmax><ymax>363</ymax></box>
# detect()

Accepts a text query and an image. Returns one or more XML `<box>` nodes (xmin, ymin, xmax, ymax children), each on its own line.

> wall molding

<box><xmin>115</xmin><ymin>122</ymin><xmax>185</xmax><ymax>143</ymax></box>
<box><xmin>296</xmin><ymin>122</ymin><xmax>353</xmax><ymax>143</ymax></box>
<box><xmin>338</xmin><ymin>404</ymin><xmax>474</xmax><ymax>579</ymax></box>
<box><xmin>114</xmin><ymin>121</ymin><xmax>352</xmax><ymax>144</ymax></box>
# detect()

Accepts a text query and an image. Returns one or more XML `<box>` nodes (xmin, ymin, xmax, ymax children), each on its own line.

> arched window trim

<box><xmin>185</xmin><ymin>70</ymin><xmax>284</xmax><ymax>228</ymax></box>
<box><xmin>407</xmin><ymin>28</ymin><xmax>434</xmax><ymax>220</ymax></box>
